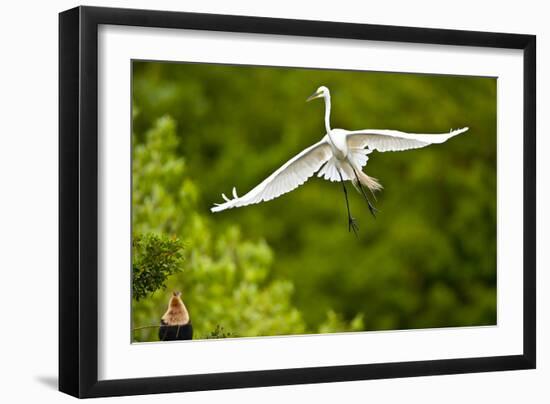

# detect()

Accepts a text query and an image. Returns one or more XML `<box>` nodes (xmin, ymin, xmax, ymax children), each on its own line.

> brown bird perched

<box><xmin>159</xmin><ymin>291</ymin><xmax>193</xmax><ymax>341</ymax></box>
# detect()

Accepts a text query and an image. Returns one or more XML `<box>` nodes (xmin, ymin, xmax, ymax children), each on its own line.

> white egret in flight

<box><xmin>211</xmin><ymin>86</ymin><xmax>468</xmax><ymax>234</ymax></box>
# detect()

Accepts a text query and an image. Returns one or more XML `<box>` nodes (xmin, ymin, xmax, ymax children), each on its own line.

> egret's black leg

<box><xmin>351</xmin><ymin>166</ymin><xmax>378</xmax><ymax>218</ymax></box>
<box><xmin>337</xmin><ymin>169</ymin><xmax>359</xmax><ymax>236</ymax></box>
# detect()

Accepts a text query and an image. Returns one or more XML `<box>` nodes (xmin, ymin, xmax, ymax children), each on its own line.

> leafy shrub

<box><xmin>205</xmin><ymin>325</ymin><xmax>234</xmax><ymax>339</ymax></box>
<box><xmin>132</xmin><ymin>233</ymin><xmax>184</xmax><ymax>301</ymax></box>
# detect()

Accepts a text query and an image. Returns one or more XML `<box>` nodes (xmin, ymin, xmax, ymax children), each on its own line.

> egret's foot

<box><xmin>367</xmin><ymin>202</ymin><xmax>379</xmax><ymax>218</ymax></box>
<box><xmin>348</xmin><ymin>216</ymin><xmax>359</xmax><ymax>236</ymax></box>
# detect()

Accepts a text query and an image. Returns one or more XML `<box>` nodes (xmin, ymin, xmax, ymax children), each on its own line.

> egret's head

<box><xmin>306</xmin><ymin>86</ymin><xmax>329</xmax><ymax>102</ymax></box>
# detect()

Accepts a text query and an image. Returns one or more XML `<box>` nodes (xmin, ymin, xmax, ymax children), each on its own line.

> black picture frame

<box><xmin>59</xmin><ymin>6</ymin><xmax>536</xmax><ymax>398</ymax></box>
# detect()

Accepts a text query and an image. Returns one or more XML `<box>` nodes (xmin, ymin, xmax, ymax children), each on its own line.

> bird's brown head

<box><xmin>169</xmin><ymin>291</ymin><xmax>183</xmax><ymax>307</ymax></box>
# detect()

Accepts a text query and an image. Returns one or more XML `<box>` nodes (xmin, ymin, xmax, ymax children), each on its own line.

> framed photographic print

<box><xmin>59</xmin><ymin>6</ymin><xmax>536</xmax><ymax>398</ymax></box>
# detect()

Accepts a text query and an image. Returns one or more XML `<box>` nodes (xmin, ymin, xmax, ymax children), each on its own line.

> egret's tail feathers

<box><xmin>352</xmin><ymin>169</ymin><xmax>383</xmax><ymax>195</ymax></box>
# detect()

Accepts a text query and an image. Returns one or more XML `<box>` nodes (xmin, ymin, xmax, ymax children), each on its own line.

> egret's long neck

<box><xmin>323</xmin><ymin>93</ymin><xmax>332</xmax><ymax>135</ymax></box>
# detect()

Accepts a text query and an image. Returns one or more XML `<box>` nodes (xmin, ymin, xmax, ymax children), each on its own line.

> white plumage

<box><xmin>211</xmin><ymin>140</ymin><xmax>332</xmax><ymax>212</ymax></box>
<box><xmin>211</xmin><ymin>86</ymin><xmax>468</xmax><ymax>219</ymax></box>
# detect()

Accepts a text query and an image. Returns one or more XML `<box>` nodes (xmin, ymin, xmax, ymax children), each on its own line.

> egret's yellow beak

<box><xmin>306</xmin><ymin>91</ymin><xmax>322</xmax><ymax>102</ymax></box>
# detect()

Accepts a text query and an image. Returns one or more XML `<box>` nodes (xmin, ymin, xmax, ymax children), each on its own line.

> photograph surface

<box><xmin>131</xmin><ymin>61</ymin><xmax>497</xmax><ymax>343</ymax></box>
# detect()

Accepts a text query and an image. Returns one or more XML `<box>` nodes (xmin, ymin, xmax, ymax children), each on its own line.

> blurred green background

<box><xmin>131</xmin><ymin>61</ymin><xmax>496</xmax><ymax>342</ymax></box>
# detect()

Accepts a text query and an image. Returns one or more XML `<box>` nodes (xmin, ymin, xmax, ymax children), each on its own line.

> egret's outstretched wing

<box><xmin>211</xmin><ymin>140</ymin><xmax>332</xmax><ymax>212</ymax></box>
<box><xmin>346</xmin><ymin>127</ymin><xmax>468</xmax><ymax>152</ymax></box>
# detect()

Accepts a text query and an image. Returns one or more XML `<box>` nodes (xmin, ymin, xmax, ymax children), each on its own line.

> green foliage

<box><xmin>205</xmin><ymin>325</ymin><xmax>234</xmax><ymax>339</ymax></box>
<box><xmin>132</xmin><ymin>233</ymin><xmax>184</xmax><ymax>301</ymax></box>
<box><xmin>132</xmin><ymin>62</ymin><xmax>497</xmax><ymax>341</ymax></box>
<box><xmin>318</xmin><ymin>311</ymin><xmax>364</xmax><ymax>334</ymax></box>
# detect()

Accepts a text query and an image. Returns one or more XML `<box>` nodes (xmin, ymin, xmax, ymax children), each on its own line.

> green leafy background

<box><xmin>131</xmin><ymin>61</ymin><xmax>496</xmax><ymax>342</ymax></box>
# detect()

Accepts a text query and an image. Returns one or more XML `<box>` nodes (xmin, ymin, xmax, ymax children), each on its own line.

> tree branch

<box><xmin>132</xmin><ymin>324</ymin><xmax>162</xmax><ymax>332</ymax></box>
